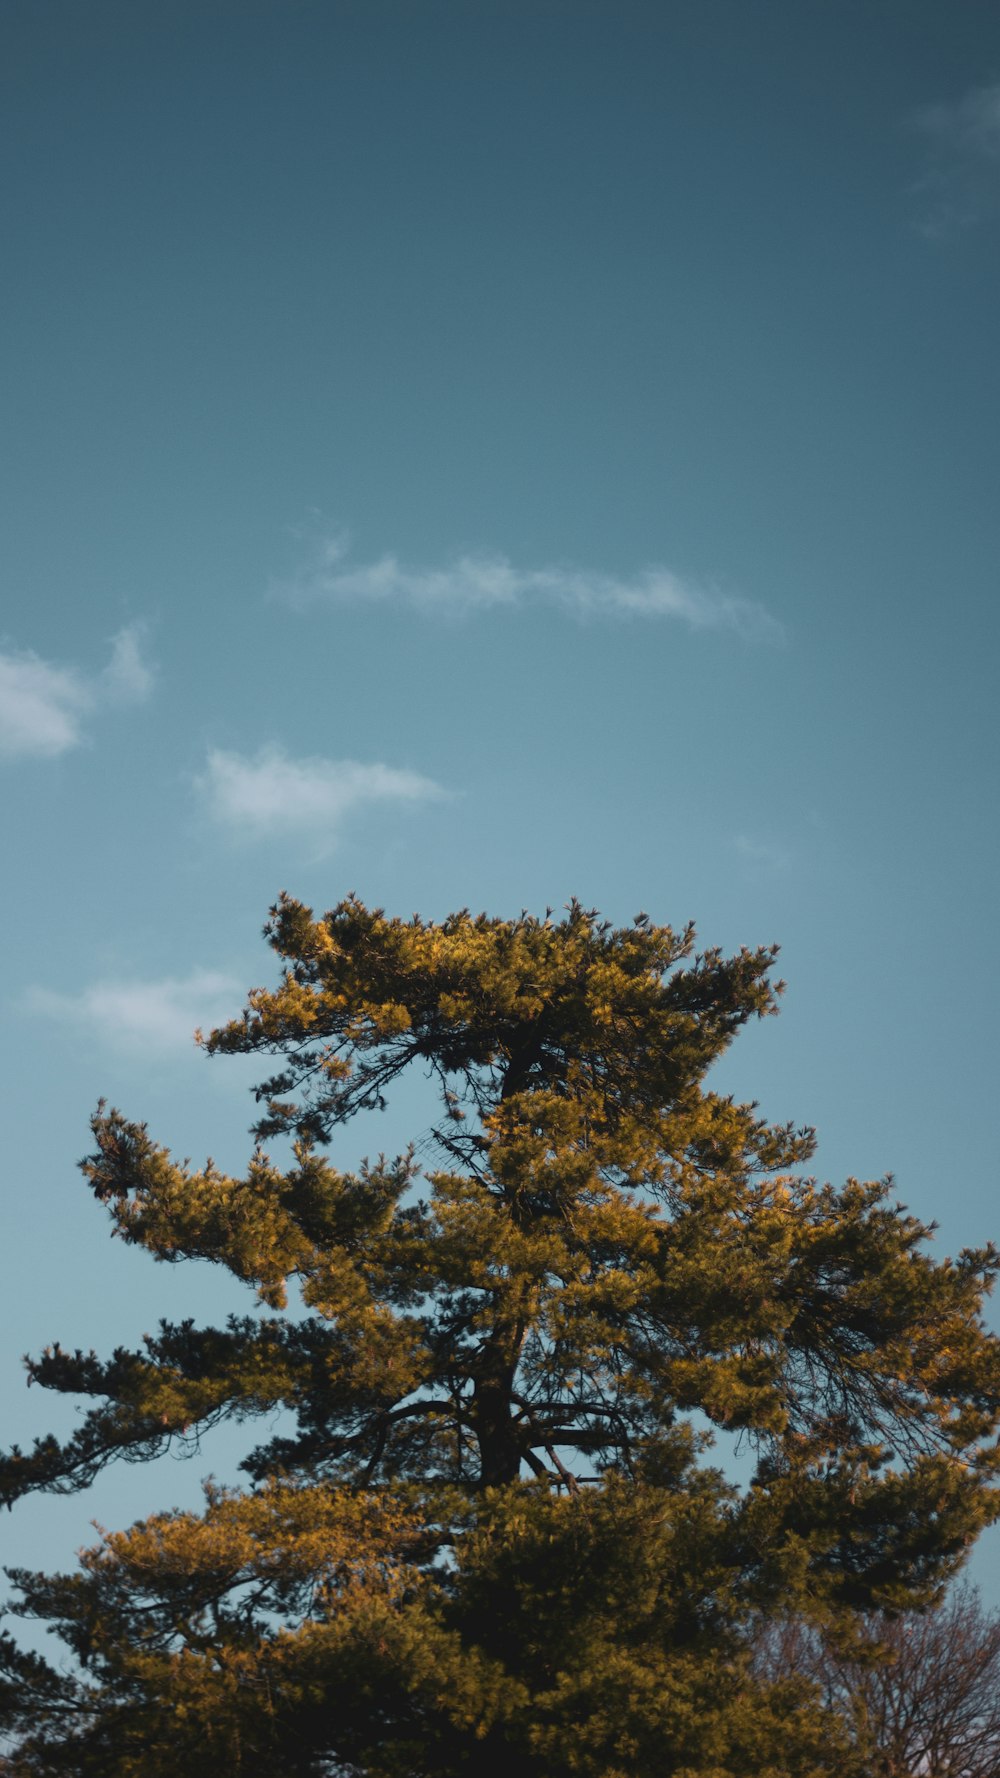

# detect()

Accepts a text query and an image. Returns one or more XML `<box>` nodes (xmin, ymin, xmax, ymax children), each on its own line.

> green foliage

<box><xmin>2</xmin><ymin>895</ymin><xmax>999</xmax><ymax>1775</ymax></box>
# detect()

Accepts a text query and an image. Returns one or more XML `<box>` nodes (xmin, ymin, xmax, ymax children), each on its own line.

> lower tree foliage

<box><xmin>2</xmin><ymin>1479</ymin><xmax>855</xmax><ymax>1778</ymax></box>
<box><xmin>2</xmin><ymin>896</ymin><xmax>1000</xmax><ymax>1775</ymax></box>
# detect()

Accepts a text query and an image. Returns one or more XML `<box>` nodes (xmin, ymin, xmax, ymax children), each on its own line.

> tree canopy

<box><xmin>3</xmin><ymin>895</ymin><xmax>1000</xmax><ymax>1776</ymax></box>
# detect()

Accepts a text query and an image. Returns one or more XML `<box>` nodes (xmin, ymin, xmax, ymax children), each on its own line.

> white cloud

<box><xmin>912</xmin><ymin>82</ymin><xmax>1000</xmax><ymax>236</ymax></box>
<box><xmin>25</xmin><ymin>970</ymin><xmax>241</xmax><ymax>1054</ymax></box>
<box><xmin>196</xmin><ymin>745</ymin><xmax>447</xmax><ymax>846</ymax></box>
<box><xmin>0</xmin><ymin>650</ymin><xmax>91</xmax><ymax>757</ymax></box>
<box><xmin>272</xmin><ymin>531</ymin><xmax>783</xmax><ymax>643</ymax></box>
<box><xmin>0</xmin><ymin>625</ymin><xmax>155</xmax><ymax>759</ymax></box>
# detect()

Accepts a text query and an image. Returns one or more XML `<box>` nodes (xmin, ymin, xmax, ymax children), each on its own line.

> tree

<box><xmin>2</xmin><ymin>894</ymin><xmax>1000</xmax><ymax>1776</ymax></box>
<box><xmin>755</xmin><ymin>1582</ymin><xmax>1000</xmax><ymax>1777</ymax></box>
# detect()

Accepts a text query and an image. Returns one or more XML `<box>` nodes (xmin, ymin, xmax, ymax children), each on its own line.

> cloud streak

<box><xmin>25</xmin><ymin>970</ymin><xmax>242</xmax><ymax>1054</ymax></box>
<box><xmin>273</xmin><ymin>532</ymin><xmax>783</xmax><ymax>643</ymax></box>
<box><xmin>196</xmin><ymin>745</ymin><xmax>448</xmax><ymax>847</ymax></box>
<box><xmin>0</xmin><ymin>625</ymin><xmax>155</xmax><ymax>759</ymax></box>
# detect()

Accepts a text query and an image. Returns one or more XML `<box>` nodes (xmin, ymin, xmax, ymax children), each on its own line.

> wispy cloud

<box><xmin>734</xmin><ymin>833</ymin><xmax>791</xmax><ymax>873</ymax></box>
<box><xmin>272</xmin><ymin>530</ymin><xmax>783</xmax><ymax>643</ymax></box>
<box><xmin>0</xmin><ymin>624</ymin><xmax>155</xmax><ymax>759</ymax></box>
<box><xmin>911</xmin><ymin>82</ymin><xmax>1000</xmax><ymax>237</ymax></box>
<box><xmin>25</xmin><ymin>970</ymin><xmax>241</xmax><ymax>1054</ymax></box>
<box><xmin>196</xmin><ymin>745</ymin><xmax>447</xmax><ymax>848</ymax></box>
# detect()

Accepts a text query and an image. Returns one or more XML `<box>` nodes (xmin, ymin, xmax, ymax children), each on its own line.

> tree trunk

<box><xmin>471</xmin><ymin>1324</ymin><xmax>523</xmax><ymax>1486</ymax></box>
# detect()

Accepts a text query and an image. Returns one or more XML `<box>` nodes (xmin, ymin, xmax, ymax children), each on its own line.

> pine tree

<box><xmin>2</xmin><ymin>895</ymin><xmax>999</xmax><ymax>1776</ymax></box>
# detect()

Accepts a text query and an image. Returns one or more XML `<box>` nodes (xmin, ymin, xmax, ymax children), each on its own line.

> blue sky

<box><xmin>3</xmin><ymin>0</ymin><xmax>1000</xmax><ymax>1603</ymax></box>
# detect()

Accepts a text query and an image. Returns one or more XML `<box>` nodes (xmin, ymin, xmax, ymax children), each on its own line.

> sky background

<box><xmin>2</xmin><ymin>0</ymin><xmax>1000</xmax><ymax>1617</ymax></box>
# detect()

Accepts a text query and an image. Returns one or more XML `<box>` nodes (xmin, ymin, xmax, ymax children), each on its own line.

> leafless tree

<box><xmin>756</xmin><ymin>1583</ymin><xmax>1000</xmax><ymax>1778</ymax></box>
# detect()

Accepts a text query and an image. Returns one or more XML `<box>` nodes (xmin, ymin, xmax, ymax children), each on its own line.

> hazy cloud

<box><xmin>0</xmin><ymin>625</ymin><xmax>155</xmax><ymax>759</ymax></box>
<box><xmin>197</xmin><ymin>745</ymin><xmax>448</xmax><ymax>846</ymax></box>
<box><xmin>273</xmin><ymin>531</ymin><xmax>783</xmax><ymax>643</ymax></box>
<box><xmin>25</xmin><ymin>970</ymin><xmax>241</xmax><ymax>1053</ymax></box>
<box><xmin>917</xmin><ymin>83</ymin><xmax>1000</xmax><ymax>160</ymax></box>
<box><xmin>911</xmin><ymin>82</ymin><xmax>1000</xmax><ymax>236</ymax></box>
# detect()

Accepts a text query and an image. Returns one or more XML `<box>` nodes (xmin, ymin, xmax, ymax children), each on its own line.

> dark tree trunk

<box><xmin>471</xmin><ymin>1325</ymin><xmax>523</xmax><ymax>1487</ymax></box>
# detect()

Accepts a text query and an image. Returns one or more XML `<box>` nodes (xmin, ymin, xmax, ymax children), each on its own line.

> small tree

<box><xmin>756</xmin><ymin>1583</ymin><xmax>1000</xmax><ymax>1778</ymax></box>
<box><xmin>2</xmin><ymin>895</ymin><xmax>1000</xmax><ymax>1776</ymax></box>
